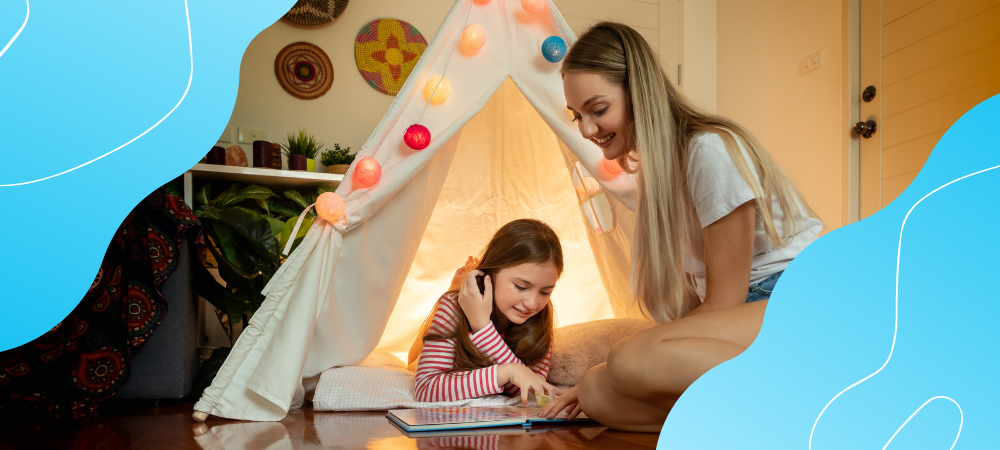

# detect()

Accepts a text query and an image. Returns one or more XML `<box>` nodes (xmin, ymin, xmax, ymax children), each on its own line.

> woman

<box><xmin>538</xmin><ymin>22</ymin><xmax>823</xmax><ymax>431</ymax></box>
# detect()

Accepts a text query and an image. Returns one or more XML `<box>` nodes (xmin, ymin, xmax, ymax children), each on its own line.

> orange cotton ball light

<box><xmin>461</xmin><ymin>23</ymin><xmax>487</xmax><ymax>50</ymax></box>
<box><xmin>423</xmin><ymin>75</ymin><xmax>452</xmax><ymax>105</ymax></box>
<box><xmin>316</xmin><ymin>192</ymin><xmax>345</xmax><ymax>223</ymax></box>
<box><xmin>354</xmin><ymin>157</ymin><xmax>382</xmax><ymax>188</ymax></box>
<box><xmin>601</xmin><ymin>158</ymin><xmax>624</xmax><ymax>176</ymax></box>
<box><xmin>522</xmin><ymin>0</ymin><xmax>546</xmax><ymax>14</ymax></box>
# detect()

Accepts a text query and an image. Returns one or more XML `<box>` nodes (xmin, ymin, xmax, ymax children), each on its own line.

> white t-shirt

<box><xmin>683</xmin><ymin>131</ymin><xmax>822</xmax><ymax>301</ymax></box>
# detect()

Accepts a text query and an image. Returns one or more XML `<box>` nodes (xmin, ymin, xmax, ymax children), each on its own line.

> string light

<box><xmin>461</xmin><ymin>23</ymin><xmax>487</xmax><ymax>50</ymax></box>
<box><xmin>542</xmin><ymin>36</ymin><xmax>567</xmax><ymax>63</ymax></box>
<box><xmin>576</xmin><ymin>177</ymin><xmax>600</xmax><ymax>199</ymax></box>
<box><xmin>522</xmin><ymin>0</ymin><xmax>546</xmax><ymax>14</ymax></box>
<box><xmin>404</xmin><ymin>124</ymin><xmax>432</xmax><ymax>150</ymax></box>
<box><xmin>423</xmin><ymin>75</ymin><xmax>451</xmax><ymax>105</ymax></box>
<box><xmin>316</xmin><ymin>192</ymin><xmax>345</xmax><ymax>223</ymax></box>
<box><xmin>354</xmin><ymin>157</ymin><xmax>382</xmax><ymax>188</ymax></box>
<box><xmin>601</xmin><ymin>158</ymin><xmax>624</xmax><ymax>176</ymax></box>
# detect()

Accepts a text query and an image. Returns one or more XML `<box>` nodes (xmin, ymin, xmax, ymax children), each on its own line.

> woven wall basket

<box><xmin>274</xmin><ymin>42</ymin><xmax>334</xmax><ymax>100</ymax></box>
<box><xmin>354</xmin><ymin>18</ymin><xmax>428</xmax><ymax>96</ymax></box>
<box><xmin>282</xmin><ymin>0</ymin><xmax>349</xmax><ymax>27</ymax></box>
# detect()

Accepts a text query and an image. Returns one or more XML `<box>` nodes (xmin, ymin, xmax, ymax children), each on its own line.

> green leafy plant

<box><xmin>320</xmin><ymin>143</ymin><xmax>355</xmax><ymax>166</ymax></box>
<box><xmin>192</xmin><ymin>182</ymin><xmax>335</xmax><ymax>345</ymax></box>
<box><xmin>280</xmin><ymin>128</ymin><xmax>324</xmax><ymax>159</ymax></box>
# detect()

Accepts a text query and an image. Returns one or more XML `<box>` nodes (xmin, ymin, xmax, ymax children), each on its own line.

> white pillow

<box><xmin>312</xmin><ymin>351</ymin><xmax>525</xmax><ymax>411</ymax></box>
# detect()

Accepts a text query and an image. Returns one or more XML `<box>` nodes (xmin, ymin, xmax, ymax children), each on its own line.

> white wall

<box><xmin>219</xmin><ymin>0</ymin><xmax>684</xmax><ymax>169</ymax></box>
<box><xmin>716</xmin><ymin>0</ymin><xmax>846</xmax><ymax>228</ymax></box>
<box><xmin>681</xmin><ymin>0</ymin><xmax>717</xmax><ymax>111</ymax></box>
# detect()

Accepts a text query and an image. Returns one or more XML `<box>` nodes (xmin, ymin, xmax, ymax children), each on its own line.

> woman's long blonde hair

<box><xmin>562</xmin><ymin>22</ymin><xmax>818</xmax><ymax>323</ymax></box>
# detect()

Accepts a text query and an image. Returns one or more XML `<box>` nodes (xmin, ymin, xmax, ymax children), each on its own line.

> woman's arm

<box><xmin>687</xmin><ymin>200</ymin><xmax>756</xmax><ymax>316</ymax></box>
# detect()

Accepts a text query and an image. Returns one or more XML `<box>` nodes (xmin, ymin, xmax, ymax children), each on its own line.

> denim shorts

<box><xmin>746</xmin><ymin>271</ymin><xmax>783</xmax><ymax>303</ymax></box>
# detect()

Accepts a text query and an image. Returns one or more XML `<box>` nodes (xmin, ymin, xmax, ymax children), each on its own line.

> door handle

<box><xmin>854</xmin><ymin>120</ymin><xmax>877</xmax><ymax>138</ymax></box>
<box><xmin>863</xmin><ymin>85</ymin><xmax>876</xmax><ymax>102</ymax></box>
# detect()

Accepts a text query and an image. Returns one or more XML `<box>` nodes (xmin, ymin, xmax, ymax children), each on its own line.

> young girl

<box><xmin>408</xmin><ymin>219</ymin><xmax>563</xmax><ymax>405</ymax></box>
<box><xmin>539</xmin><ymin>22</ymin><xmax>823</xmax><ymax>430</ymax></box>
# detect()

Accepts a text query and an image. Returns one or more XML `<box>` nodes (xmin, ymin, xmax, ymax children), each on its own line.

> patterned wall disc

<box><xmin>274</xmin><ymin>42</ymin><xmax>334</xmax><ymax>100</ymax></box>
<box><xmin>355</xmin><ymin>18</ymin><xmax>428</xmax><ymax>96</ymax></box>
<box><xmin>282</xmin><ymin>0</ymin><xmax>350</xmax><ymax>27</ymax></box>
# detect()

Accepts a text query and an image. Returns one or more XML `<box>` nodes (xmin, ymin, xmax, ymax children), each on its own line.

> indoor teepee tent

<box><xmin>195</xmin><ymin>0</ymin><xmax>643</xmax><ymax>422</ymax></box>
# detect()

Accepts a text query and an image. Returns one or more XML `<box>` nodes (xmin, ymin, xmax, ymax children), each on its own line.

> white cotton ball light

<box><xmin>423</xmin><ymin>75</ymin><xmax>452</xmax><ymax>105</ymax></box>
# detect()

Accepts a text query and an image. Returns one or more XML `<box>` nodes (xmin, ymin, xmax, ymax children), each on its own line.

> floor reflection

<box><xmin>1</xmin><ymin>402</ymin><xmax>655</xmax><ymax>449</ymax></box>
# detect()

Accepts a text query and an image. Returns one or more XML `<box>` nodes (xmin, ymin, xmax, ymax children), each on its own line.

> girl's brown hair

<box><xmin>562</xmin><ymin>22</ymin><xmax>819</xmax><ymax>323</ymax></box>
<box><xmin>424</xmin><ymin>219</ymin><xmax>563</xmax><ymax>372</ymax></box>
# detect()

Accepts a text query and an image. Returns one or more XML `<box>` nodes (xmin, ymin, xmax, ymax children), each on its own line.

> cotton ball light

<box><xmin>576</xmin><ymin>177</ymin><xmax>601</xmax><ymax>199</ymax></box>
<box><xmin>461</xmin><ymin>23</ymin><xmax>487</xmax><ymax>50</ymax></box>
<box><xmin>522</xmin><ymin>0</ymin><xmax>546</xmax><ymax>13</ymax></box>
<box><xmin>404</xmin><ymin>124</ymin><xmax>431</xmax><ymax>150</ymax></box>
<box><xmin>423</xmin><ymin>75</ymin><xmax>451</xmax><ymax>105</ymax></box>
<box><xmin>316</xmin><ymin>192</ymin><xmax>345</xmax><ymax>223</ymax></box>
<box><xmin>541</xmin><ymin>36</ymin><xmax>567</xmax><ymax>63</ymax></box>
<box><xmin>601</xmin><ymin>158</ymin><xmax>624</xmax><ymax>176</ymax></box>
<box><xmin>354</xmin><ymin>157</ymin><xmax>382</xmax><ymax>188</ymax></box>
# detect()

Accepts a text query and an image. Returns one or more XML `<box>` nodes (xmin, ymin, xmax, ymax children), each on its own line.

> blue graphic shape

<box><xmin>659</xmin><ymin>94</ymin><xmax>1000</xmax><ymax>449</ymax></box>
<box><xmin>0</xmin><ymin>0</ymin><xmax>295</xmax><ymax>350</ymax></box>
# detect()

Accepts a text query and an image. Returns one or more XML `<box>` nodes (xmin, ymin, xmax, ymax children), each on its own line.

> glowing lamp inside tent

<box><xmin>404</xmin><ymin>124</ymin><xmax>431</xmax><ymax>150</ymax></box>
<box><xmin>316</xmin><ymin>192</ymin><xmax>345</xmax><ymax>223</ymax></box>
<box><xmin>461</xmin><ymin>23</ymin><xmax>487</xmax><ymax>50</ymax></box>
<box><xmin>542</xmin><ymin>36</ymin><xmax>567</xmax><ymax>63</ymax></box>
<box><xmin>576</xmin><ymin>177</ymin><xmax>601</xmax><ymax>199</ymax></box>
<box><xmin>423</xmin><ymin>75</ymin><xmax>451</xmax><ymax>105</ymax></box>
<box><xmin>522</xmin><ymin>0</ymin><xmax>546</xmax><ymax>13</ymax></box>
<box><xmin>354</xmin><ymin>157</ymin><xmax>382</xmax><ymax>188</ymax></box>
<box><xmin>601</xmin><ymin>158</ymin><xmax>624</xmax><ymax>176</ymax></box>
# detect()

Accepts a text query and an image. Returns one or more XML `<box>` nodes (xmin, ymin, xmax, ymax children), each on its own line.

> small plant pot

<box><xmin>307</xmin><ymin>158</ymin><xmax>316</xmax><ymax>172</ymax></box>
<box><xmin>328</xmin><ymin>164</ymin><xmax>350</xmax><ymax>174</ymax></box>
<box><xmin>288</xmin><ymin>154</ymin><xmax>307</xmax><ymax>171</ymax></box>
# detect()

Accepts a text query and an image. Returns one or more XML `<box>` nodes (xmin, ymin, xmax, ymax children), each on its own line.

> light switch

<box><xmin>238</xmin><ymin>127</ymin><xmax>268</xmax><ymax>144</ymax></box>
<box><xmin>800</xmin><ymin>49</ymin><xmax>824</xmax><ymax>75</ymax></box>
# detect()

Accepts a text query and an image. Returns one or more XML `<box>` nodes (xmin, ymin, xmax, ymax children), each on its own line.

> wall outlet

<box><xmin>800</xmin><ymin>49</ymin><xmax>824</xmax><ymax>75</ymax></box>
<box><xmin>238</xmin><ymin>127</ymin><xmax>267</xmax><ymax>144</ymax></box>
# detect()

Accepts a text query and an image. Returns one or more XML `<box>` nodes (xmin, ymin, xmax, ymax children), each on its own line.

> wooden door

<box><xmin>859</xmin><ymin>0</ymin><xmax>1000</xmax><ymax>218</ymax></box>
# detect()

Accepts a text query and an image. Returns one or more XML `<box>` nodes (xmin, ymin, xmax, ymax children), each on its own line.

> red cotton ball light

<box><xmin>461</xmin><ymin>23</ymin><xmax>487</xmax><ymax>50</ymax></box>
<box><xmin>354</xmin><ymin>157</ymin><xmax>382</xmax><ymax>188</ymax></box>
<box><xmin>316</xmin><ymin>192</ymin><xmax>345</xmax><ymax>223</ymax></box>
<box><xmin>404</xmin><ymin>124</ymin><xmax>431</xmax><ymax>150</ymax></box>
<box><xmin>522</xmin><ymin>0</ymin><xmax>546</xmax><ymax>14</ymax></box>
<box><xmin>601</xmin><ymin>158</ymin><xmax>624</xmax><ymax>176</ymax></box>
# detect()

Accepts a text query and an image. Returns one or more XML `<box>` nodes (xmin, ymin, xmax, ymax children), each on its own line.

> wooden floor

<box><xmin>0</xmin><ymin>402</ymin><xmax>659</xmax><ymax>449</ymax></box>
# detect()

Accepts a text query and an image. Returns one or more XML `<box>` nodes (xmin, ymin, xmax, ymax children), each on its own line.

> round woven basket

<box><xmin>327</xmin><ymin>164</ymin><xmax>350</xmax><ymax>174</ymax></box>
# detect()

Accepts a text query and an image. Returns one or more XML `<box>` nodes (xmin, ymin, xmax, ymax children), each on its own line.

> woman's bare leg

<box><xmin>577</xmin><ymin>300</ymin><xmax>768</xmax><ymax>430</ymax></box>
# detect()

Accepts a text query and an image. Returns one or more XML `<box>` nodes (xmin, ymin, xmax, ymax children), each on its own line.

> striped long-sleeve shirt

<box><xmin>414</xmin><ymin>293</ymin><xmax>553</xmax><ymax>402</ymax></box>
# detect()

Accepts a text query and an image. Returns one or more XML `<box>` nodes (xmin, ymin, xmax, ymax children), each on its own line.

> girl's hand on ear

<box><xmin>498</xmin><ymin>364</ymin><xmax>559</xmax><ymax>407</ymax></box>
<box><xmin>448</xmin><ymin>256</ymin><xmax>479</xmax><ymax>292</ymax></box>
<box><xmin>458</xmin><ymin>270</ymin><xmax>493</xmax><ymax>332</ymax></box>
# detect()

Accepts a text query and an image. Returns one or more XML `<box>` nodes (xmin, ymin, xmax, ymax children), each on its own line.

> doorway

<box><xmin>857</xmin><ymin>0</ymin><xmax>1000</xmax><ymax>219</ymax></box>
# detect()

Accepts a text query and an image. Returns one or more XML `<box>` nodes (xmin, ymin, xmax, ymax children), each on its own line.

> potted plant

<box><xmin>191</xmin><ymin>182</ymin><xmax>334</xmax><ymax>345</ymax></box>
<box><xmin>320</xmin><ymin>143</ymin><xmax>354</xmax><ymax>174</ymax></box>
<box><xmin>280</xmin><ymin>128</ymin><xmax>324</xmax><ymax>171</ymax></box>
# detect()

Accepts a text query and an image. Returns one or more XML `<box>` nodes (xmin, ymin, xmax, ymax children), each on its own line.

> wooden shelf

<box><xmin>182</xmin><ymin>163</ymin><xmax>344</xmax><ymax>208</ymax></box>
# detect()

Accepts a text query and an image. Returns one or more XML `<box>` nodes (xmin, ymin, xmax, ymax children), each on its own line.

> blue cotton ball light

<box><xmin>541</xmin><ymin>36</ymin><xmax>567</xmax><ymax>63</ymax></box>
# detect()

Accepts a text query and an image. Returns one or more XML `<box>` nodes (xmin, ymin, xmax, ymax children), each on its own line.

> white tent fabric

<box><xmin>195</xmin><ymin>0</ymin><xmax>640</xmax><ymax>422</ymax></box>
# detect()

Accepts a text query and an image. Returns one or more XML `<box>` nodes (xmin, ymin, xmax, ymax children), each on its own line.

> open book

<box><xmin>386</xmin><ymin>406</ymin><xmax>593</xmax><ymax>432</ymax></box>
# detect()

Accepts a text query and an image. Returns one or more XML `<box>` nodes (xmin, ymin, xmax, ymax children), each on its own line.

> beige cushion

<box><xmin>547</xmin><ymin>318</ymin><xmax>658</xmax><ymax>386</ymax></box>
